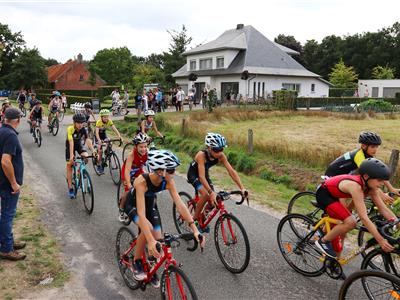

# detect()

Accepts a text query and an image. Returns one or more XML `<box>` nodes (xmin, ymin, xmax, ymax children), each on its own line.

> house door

<box><xmin>221</xmin><ymin>82</ymin><xmax>239</xmax><ymax>101</ymax></box>
<box><xmin>371</xmin><ymin>87</ymin><xmax>379</xmax><ymax>97</ymax></box>
<box><xmin>194</xmin><ymin>82</ymin><xmax>205</xmax><ymax>103</ymax></box>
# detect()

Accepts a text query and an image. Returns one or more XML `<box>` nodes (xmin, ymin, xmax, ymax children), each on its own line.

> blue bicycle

<box><xmin>70</xmin><ymin>155</ymin><xmax>95</xmax><ymax>214</ymax></box>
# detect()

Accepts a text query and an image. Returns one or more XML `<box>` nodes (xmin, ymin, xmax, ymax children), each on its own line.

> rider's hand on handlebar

<box><xmin>379</xmin><ymin>238</ymin><xmax>395</xmax><ymax>252</ymax></box>
<box><xmin>148</xmin><ymin>239</ymin><xmax>161</xmax><ymax>259</ymax></box>
<box><xmin>383</xmin><ymin>192</ymin><xmax>395</xmax><ymax>205</ymax></box>
<box><xmin>194</xmin><ymin>232</ymin><xmax>205</xmax><ymax>249</ymax></box>
<box><xmin>241</xmin><ymin>189</ymin><xmax>248</xmax><ymax>198</ymax></box>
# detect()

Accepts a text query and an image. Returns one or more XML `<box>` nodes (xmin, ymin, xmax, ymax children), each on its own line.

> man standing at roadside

<box><xmin>0</xmin><ymin>107</ymin><xmax>26</xmax><ymax>261</ymax></box>
<box><xmin>176</xmin><ymin>86</ymin><xmax>185</xmax><ymax>112</ymax></box>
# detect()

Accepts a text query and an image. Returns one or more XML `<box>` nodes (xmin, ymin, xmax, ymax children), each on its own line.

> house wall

<box><xmin>186</xmin><ymin>50</ymin><xmax>239</xmax><ymax>71</ymax></box>
<box><xmin>358</xmin><ymin>79</ymin><xmax>400</xmax><ymax>98</ymax></box>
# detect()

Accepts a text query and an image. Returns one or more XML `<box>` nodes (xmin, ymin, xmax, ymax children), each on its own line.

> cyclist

<box><xmin>66</xmin><ymin>114</ymin><xmax>96</xmax><ymax>199</ymax></box>
<box><xmin>83</xmin><ymin>102</ymin><xmax>96</xmax><ymax>123</ymax></box>
<box><xmin>187</xmin><ymin>132</ymin><xmax>247</xmax><ymax>232</ymax></box>
<box><xmin>47</xmin><ymin>95</ymin><xmax>61</xmax><ymax>126</ymax></box>
<box><xmin>95</xmin><ymin>109</ymin><xmax>122</xmax><ymax>174</ymax></box>
<box><xmin>28</xmin><ymin>100</ymin><xmax>43</xmax><ymax>133</ymax></box>
<box><xmin>17</xmin><ymin>91</ymin><xmax>26</xmax><ymax>111</ymax></box>
<box><xmin>123</xmin><ymin>149</ymin><xmax>205</xmax><ymax>287</ymax></box>
<box><xmin>325</xmin><ymin>131</ymin><xmax>399</xmax><ymax>202</ymax></box>
<box><xmin>139</xmin><ymin>110</ymin><xmax>164</xmax><ymax>140</ymax></box>
<box><xmin>1</xmin><ymin>100</ymin><xmax>11</xmax><ymax>124</ymax></box>
<box><xmin>28</xmin><ymin>93</ymin><xmax>37</xmax><ymax>110</ymax></box>
<box><xmin>118</xmin><ymin>132</ymin><xmax>149</xmax><ymax>223</ymax></box>
<box><xmin>315</xmin><ymin>158</ymin><xmax>396</xmax><ymax>259</ymax></box>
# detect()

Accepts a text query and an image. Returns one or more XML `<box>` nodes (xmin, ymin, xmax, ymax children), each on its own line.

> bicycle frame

<box><xmin>73</xmin><ymin>158</ymin><xmax>88</xmax><ymax>191</ymax></box>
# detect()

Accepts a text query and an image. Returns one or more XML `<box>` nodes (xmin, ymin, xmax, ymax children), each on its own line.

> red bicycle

<box><xmin>172</xmin><ymin>190</ymin><xmax>250</xmax><ymax>273</ymax></box>
<box><xmin>116</xmin><ymin>227</ymin><xmax>203</xmax><ymax>299</ymax></box>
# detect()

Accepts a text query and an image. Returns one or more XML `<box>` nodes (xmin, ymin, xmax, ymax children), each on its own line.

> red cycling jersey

<box><xmin>322</xmin><ymin>174</ymin><xmax>367</xmax><ymax>198</ymax></box>
<box><xmin>121</xmin><ymin>148</ymin><xmax>148</xmax><ymax>191</ymax></box>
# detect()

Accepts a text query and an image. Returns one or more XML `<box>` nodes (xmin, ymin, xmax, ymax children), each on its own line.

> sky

<box><xmin>0</xmin><ymin>0</ymin><xmax>399</xmax><ymax>63</ymax></box>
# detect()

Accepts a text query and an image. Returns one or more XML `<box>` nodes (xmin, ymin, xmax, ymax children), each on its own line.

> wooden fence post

<box><xmin>181</xmin><ymin>118</ymin><xmax>188</xmax><ymax>136</ymax></box>
<box><xmin>388</xmin><ymin>149</ymin><xmax>399</xmax><ymax>183</ymax></box>
<box><xmin>248</xmin><ymin>129</ymin><xmax>253</xmax><ymax>154</ymax></box>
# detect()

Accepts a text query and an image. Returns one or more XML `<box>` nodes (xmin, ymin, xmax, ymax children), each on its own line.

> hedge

<box><xmin>296</xmin><ymin>97</ymin><xmax>398</xmax><ymax>108</ymax></box>
<box><xmin>329</xmin><ymin>88</ymin><xmax>356</xmax><ymax>97</ymax></box>
<box><xmin>35</xmin><ymin>93</ymin><xmax>93</xmax><ymax>104</ymax></box>
<box><xmin>36</xmin><ymin>89</ymin><xmax>97</xmax><ymax>97</ymax></box>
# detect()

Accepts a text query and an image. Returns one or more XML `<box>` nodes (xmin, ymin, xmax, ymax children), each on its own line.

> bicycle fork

<box><xmin>219</xmin><ymin>214</ymin><xmax>237</xmax><ymax>246</ymax></box>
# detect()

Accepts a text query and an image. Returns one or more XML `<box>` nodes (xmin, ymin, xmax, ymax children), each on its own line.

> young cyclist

<box><xmin>95</xmin><ymin>109</ymin><xmax>122</xmax><ymax>174</ymax></box>
<box><xmin>48</xmin><ymin>95</ymin><xmax>61</xmax><ymax>125</ymax></box>
<box><xmin>315</xmin><ymin>158</ymin><xmax>396</xmax><ymax>258</ymax></box>
<box><xmin>83</xmin><ymin>102</ymin><xmax>96</xmax><ymax>123</ymax></box>
<box><xmin>28</xmin><ymin>100</ymin><xmax>44</xmax><ymax>133</ymax></box>
<box><xmin>118</xmin><ymin>132</ymin><xmax>149</xmax><ymax>223</ymax></box>
<box><xmin>17</xmin><ymin>91</ymin><xmax>26</xmax><ymax>111</ymax></box>
<box><xmin>187</xmin><ymin>133</ymin><xmax>247</xmax><ymax>232</ymax></box>
<box><xmin>139</xmin><ymin>110</ymin><xmax>164</xmax><ymax>139</ymax></box>
<box><xmin>66</xmin><ymin>114</ymin><xmax>96</xmax><ymax>199</ymax></box>
<box><xmin>123</xmin><ymin>149</ymin><xmax>205</xmax><ymax>287</ymax></box>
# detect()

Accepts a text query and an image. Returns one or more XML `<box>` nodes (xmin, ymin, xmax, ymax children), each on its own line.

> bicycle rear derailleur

<box><xmin>324</xmin><ymin>257</ymin><xmax>343</xmax><ymax>280</ymax></box>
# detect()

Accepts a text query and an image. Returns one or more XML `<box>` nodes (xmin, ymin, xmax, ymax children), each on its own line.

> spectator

<box><xmin>172</xmin><ymin>88</ymin><xmax>178</xmax><ymax>111</ymax></box>
<box><xmin>147</xmin><ymin>89</ymin><xmax>154</xmax><ymax>110</ymax></box>
<box><xmin>111</xmin><ymin>88</ymin><xmax>120</xmax><ymax>105</ymax></box>
<box><xmin>134</xmin><ymin>90</ymin><xmax>143</xmax><ymax>119</ymax></box>
<box><xmin>189</xmin><ymin>85</ymin><xmax>197</xmax><ymax>107</ymax></box>
<box><xmin>142</xmin><ymin>89</ymin><xmax>149</xmax><ymax>112</ymax></box>
<box><xmin>123</xmin><ymin>89</ymin><xmax>129</xmax><ymax>115</ymax></box>
<box><xmin>176</xmin><ymin>87</ymin><xmax>185</xmax><ymax>112</ymax></box>
<box><xmin>0</xmin><ymin>107</ymin><xmax>26</xmax><ymax>261</ymax></box>
<box><xmin>61</xmin><ymin>92</ymin><xmax>67</xmax><ymax>110</ymax></box>
<box><xmin>201</xmin><ymin>86</ymin><xmax>208</xmax><ymax>109</ymax></box>
<box><xmin>155</xmin><ymin>88</ymin><xmax>163</xmax><ymax>112</ymax></box>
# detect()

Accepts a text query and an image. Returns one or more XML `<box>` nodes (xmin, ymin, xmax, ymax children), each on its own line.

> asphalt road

<box><xmin>19</xmin><ymin>116</ymin><xmax>363</xmax><ymax>300</ymax></box>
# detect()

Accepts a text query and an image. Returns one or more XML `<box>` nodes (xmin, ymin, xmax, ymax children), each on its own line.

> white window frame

<box><xmin>282</xmin><ymin>83</ymin><xmax>301</xmax><ymax>92</ymax></box>
<box><xmin>189</xmin><ymin>60</ymin><xmax>196</xmax><ymax>71</ymax></box>
<box><xmin>216</xmin><ymin>56</ymin><xmax>224</xmax><ymax>69</ymax></box>
<box><xmin>311</xmin><ymin>83</ymin><xmax>315</xmax><ymax>93</ymax></box>
<box><xmin>199</xmin><ymin>58</ymin><xmax>212</xmax><ymax>70</ymax></box>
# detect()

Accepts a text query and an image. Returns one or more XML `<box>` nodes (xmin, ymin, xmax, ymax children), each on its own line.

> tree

<box><xmin>132</xmin><ymin>64</ymin><xmax>165</xmax><ymax>91</ymax></box>
<box><xmin>329</xmin><ymin>59</ymin><xmax>358</xmax><ymax>88</ymax></box>
<box><xmin>145</xmin><ymin>53</ymin><xmax>164</xmax><ymax>69</ymax></box>
<box><xmin>89</xmin><ymin>47</ymin><xmax>134</xmax><ymax>85</ymax></box>
<box><xmin>371</xmin><ymin>65</ymin><xmax>395</xmax><ymax>79</ymax></box>
<box><xmin>274</xmin><ymin>34</ymin><xmax>304</xmax><ymax>64</ymax></box>
<box><xmin>44</xmin><ymin>58</ymin><xmax>59</xmax><ymax>67</ymax></box>
<box><xmin>7</xmin><ymin>48</ymin><xmax>47</xmax><ymax>89</ymax></box>
<box><xmin>163</xmin><ymin>25</ymin><xmax>192</xmax><ymax>87</ymax></box>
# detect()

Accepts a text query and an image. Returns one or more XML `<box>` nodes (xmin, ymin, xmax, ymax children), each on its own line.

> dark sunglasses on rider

<box><xmin>166</xmin><ymin>169</ymin><xmax>176</xmax><ymax>174</ymax></box>
<box><xmin>211</xmin><ymin>147</ymin><xmax>224</xmax><ymax>153</ymax></box>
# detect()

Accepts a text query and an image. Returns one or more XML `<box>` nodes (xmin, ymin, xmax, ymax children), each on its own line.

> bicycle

<box><xmin>48</xmin><ymin>113</ymin><xmax>59</xmax><ymax>136</ymax></box>
<box><xmin>92</xmin><ymin>138</ymin><xmax>122</xmax><ymax>185</ymax></box>
<box><xmin>276</xmin><ymin>213</ymin><xmax>400</xmax><ymax>280</ymax></box>
<box><xmin>112</xmin><ymin>100</ymin><xmax>127</xmax><ymax>116</ymax></box>
<box><xmin>116</xmin><ymin>227</ymin><xmax>202</xmax><ymax>299</ymax></box>
<box><xmin>30</xmin><ymin>118</ymin><xmax>42</xmax><ymax>147</ymax></box>
<box><xmin>122</xmin><ymin>136</ymin><xmax>165</xmax><ymax>162</ymax></box>
<box><xmin>68</xmin><ymin>155</ymin><xmax>95</xmax><ymax>214</ymax></box>
<box><xmin>58</xmin><ymin>108</ymin><xmax>65</xmax><ymax>122</ymax></box>
<box><xmin>172</xmin><ymin>190</ymin><xmax>250</xmax><ymax>273</ymax></box>
<box><xmin>86</xmin><ymin>121</ymin><xmax>96</xmax><ymax>142</ymax></box>
<box><xmin>19</xmin><ymin>102</ymin><xmax>26</xmax><ymax>117</ymax></box>
<box><xmin>338</xmin><ymin>269</ymin><xmax>400</xmax><ymax>300</ymax></box>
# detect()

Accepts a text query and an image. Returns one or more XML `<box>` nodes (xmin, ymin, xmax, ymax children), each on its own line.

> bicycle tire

<box><xmin>58</xmin><ymin>110</ymin><xmax>64</xmax><ymax>122</ymax></box>
<box><xmin>81</xmin><ymin>169</ymin><xmax>94</xmax><ymax>214</ymax></box>
<box><xmin>277</xmin><ymin>213</ymin><xmax>325</xmax><ymax>277</ymax></box>
<box><xmin>52</xmin><ymin>118</ymin><xmax>59</xmax><ymax>136</ymax></box>
<box><xmin>36</xmin><ymin>128</ymin><xmax>42</xmax><ymax>147</ymax></box>
<box><xmin>160</xmin><ymin>264</ymin><xmax>198</xmax><ymax>300</ymax></box>
<box><xmin>287</xmin><ymin>191</ymin><xmax>322</xmax><ymax>222</ymax></box>
<box><xmin>109</xmin><ymin>152</ymin><xmax>121</xmax><ymax>185</ymax></box>
<box><xmin>214</xmin><ymin>213</ymin><xmax>250</xmax><ymax>273</ymax></box>
<box><xmin>339</xmin><ymin>269</ymin><xmax>400</xmax><ymax>300</ymax></box>
<box><xmin>122</xmin><ymin>142</ymin><xmax>134</xmax><ymax>162</ymax></box>
<box><xmin>115</xmin><ymin>226</ymin><xmax>140</xmax><ymax>290</ymax></box>
<box><xmin>173</xmin><ymin>191</ymin><xmax>196</xmax><ymax>234</ymax></box>
<box><xmin>361</xmin><ymin>248</ymin><xmax>400</xmax><ymax>274</ymax></box>
<box><xmin>21</xmin><ymin>106</ymin><xmax>26</xmax><ymax>117</ymax></box>
<box><xmin>91</xmin><ymin>153</ymin><xmax>102</xmax><ymax>176</ymax></box>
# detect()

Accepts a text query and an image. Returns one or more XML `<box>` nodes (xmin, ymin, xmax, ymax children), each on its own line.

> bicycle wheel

<box><xmin>115</xmin><ymin>226</ymin><xmax>140</xmax><ymax>290</ymax></box>
<box><xmin>277</xmin><ymin>213</ymin><xmax>325</xmax><ymax>277</ymax></box>
<box><xmin>35</xmin><ymin>128</ymin><xmax>42</xmax><ymax>147</ymax></box>
<box><xmin>58</xmin><ymin>110</ymin><xmax>64</xmax><ymax>122</ymax></box>
<box><xmin>173</xmin><ymin>191</ymin><xmax>196</xmax><ymax>234</ymax></box>
<box><xmin>81</xmin><ymin>169</ymin><xmax>94</xmax><ymax>214</ymax></box>
<box><xmin>214</xmin><ymin>213</ymin><xmax>250</xmax><ymax>273</ymax></box>
<box><xmin>51</xmin><ymin>118</ymin><xmax>59</xmax><ymax>136</ymax></box>
<box><xmin>122</xmin><ymin>142</ymin><xmax>134</xmax><ymax>162</ymax></box>
<box><xmin>160</xmin><ymin>264</ymin><xmax>198</xmax><ymax>300</ymax></box>
<box><xmin>21</xmin><ymin>106</ymin><xmax>26</xmax><ymax>117</ymax></box>
<box><xmin>287</xmin><ymin>191</ymin><xmax>322</xmax><ymax>222</ymax></box>
<box><xmin>339</xmin><ymin>270</ymin><xmax>400</xmax><ymax>300</ymax></box>
<box><xmin>361</xmin><ymin>248</ymin><xmax>400</xmax><ymax>275</ymax></box>
<box><xmin>91</xmin><ymin>154</ymin><xmax>102</xmax><ymax>176</ymax></box>
<box><xmin>109</xmin><ymin>152</ymin><xmax>121</xmax><ymax>185</ymax></box>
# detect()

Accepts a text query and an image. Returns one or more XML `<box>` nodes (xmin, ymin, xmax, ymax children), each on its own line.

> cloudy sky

<box><xmin>1</xmin><ymin>0</ymin><xmax>399</xmax><ymax>63</ymax></box>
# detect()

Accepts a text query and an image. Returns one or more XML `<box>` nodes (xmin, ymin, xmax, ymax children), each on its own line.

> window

<box><xmin>79</xmin><ymin>74</ymin><xmax>84</xmax><ymax>81</ymax></box>
<box><xmin>199</xmin><ymin>58</ymin><xmax>212</xmax><ymax>70</ymax></box>
<box><xmin>282</xmin><ymin>83</ymin><xmax>300</xmax><ymax>92</ymax></box>
<box><xmin>216</xmin><ymin>57</ymin><xmax>224</xmax><ymax>68</ymax></box>
<box><xmin>189</xmin><ymin>60</ymin><xmax>196</xmax><ymax>71</ymax></box>
<box><xmin>311</xmin><ymin>83</ymin><xmax>315</xmax><ymax>92</ymax></box>
<box><xmin>262</xmin><ymin>82</ymin><xmax>265</xmax><ymax>98</ymax></box>
<box><xmin>257</xmin><ymin>82</ymin><xmax>261</xmax><ymax>97</ymax></box>
<box><xmin>253</xmin><ymin>82</ymin><xmax>256</xmax><ymax>100</ymax></box>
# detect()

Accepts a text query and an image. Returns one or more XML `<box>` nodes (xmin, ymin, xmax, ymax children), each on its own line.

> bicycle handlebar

<box><xmin>379</xmin><ymin>220</ymin><xmax>400</xmax><ymax>245</ymax></box>
<box><xmin>217</xmin><ymin>190</ymin><xmax>249</xmax><ymax>206</ymax></box>
<box><xmin>104</xmin><ymin>138</ymin><xmax>122</xmax><ymax>147</ymax></box>
<box><xmin>155</xmin><ymin>233</ymin><xmax>204</xmax><ymax>253</ymax></box>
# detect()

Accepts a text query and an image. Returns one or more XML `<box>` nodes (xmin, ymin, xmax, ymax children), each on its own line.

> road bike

<box><xmin>30</xmin><ymin>118</ymin><xmax>42</xmax><ymax>147</ymax></box>
<box><xmin>19</xmin><ymin>102</ymin><xmax>26</xmax><ymax>117</ymax></box>
<box><xmin>48</xmin><ymin>113</ymin><xmax>59</xmax><ymax>136</ymax></box>
<box><xmin>116</xmin><ymin>227</ymin><xmax>202</xmax><ymax>299</ymax></box>
<box><xmin>92</xmin><ymin>138</ymin><xmax>122</xmax><ymax>185</ymax></box>
<box><xmin>172</xmin><ymin>189</ymin><xmax>250</xmax><ymax>273</ymax></box>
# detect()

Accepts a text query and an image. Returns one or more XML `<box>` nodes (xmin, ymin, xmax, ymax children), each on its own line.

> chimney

<box><xmin>77</xmin><ymin>53</ymin><xmax>83</xmax><ymax>63</ymax></box>
<box><xmin>236</xmin><ymin>24</ymin><xmax>244</xmax><ymax>30</ymax></box>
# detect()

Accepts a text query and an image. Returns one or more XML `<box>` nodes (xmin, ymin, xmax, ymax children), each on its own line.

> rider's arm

<box><xmin>220</xmin><ymin>153</ymin><xmax>245</xmax><ymax>191</ymax></box>
<box><xmin>196</xmin><ymin>152</ymin><xmax>213</xmax><ymax>194</ymax></box>
<box><xmin>152</xmin><ymin>121</ymin><xmax>163</xmax><ymax>138</ymax></box>
<box><xmin>140</xmin><ymin>120</ymin><xmax>145</xmax><ymax>133</ymax></box>
<box><xmin>95</xmin><ymin>126</ymin><xmax>101</xmax><ymax>142</ymax></box>
<box><xmin>111</xmin><ymin>124</ymin><xmax>122</xmax><ymax>139</ymax></box>
<box><xmin>124</xmin><ymin>153</ymin><xmax>134</xmax><ymax>189</ymax></box>
<box><xmin>91</xmin><ymin>112</ymin><xmax>96</xmax><ymax>122</ymax></box>
<box><xmin>68</xmin><ymin>139</ymin><xmax>74</xmax><ymax>161</ymax></box>
<box><xmin>134</xmin><ymin>178</ymin><xmax>156</xmax><ymax>244</ymax></box>
<box><xmin>384</xmin><ymin>180</ymin><xmax>399</xmax><ymax>194</ymax></box>
<box><xmin>48</xmin><ymin>100</ymin><xmax>52</xmax><ymax>111</ymax></box>
<box><xmin>370</xmin><ymin>188</ymin><xmax>397</xmax><ymax>220</ymax></box>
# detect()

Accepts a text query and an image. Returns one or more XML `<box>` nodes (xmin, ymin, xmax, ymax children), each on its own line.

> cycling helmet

<box><xmin>55</xmin><ymin>91</ymin><xmax>61</xmax><ymax>96</ymax></box>
<box><xmin>359</xmin><ymin>131</ymin><xmax>382</xmax><ymax>145</ymax></box>
<box><xmin>73</xmin><ymin>113</ymin><xmax>86</xmax><ymax>123</ymax></box>
<box><xmin>359</xmin><ymin>158</ymin><xmax>390</xmax><ymax>180</ymax></box>
<box><xmin>144</xmin><ymin>110</ymin><xmax>155</xmax><ymax>117</ymax></box>
<box><xmin>133</xmin><ymin>132</ymin><xmax>149</xmax><ymax>145</ymax></box>
<box><xmin>147</xmin><ymin>150</ymin><xmax>180</xmax><ymax>171</ymax></box>
<box><xmin>205</xmin><ymin>132</ymin><xmax>227</xmax><ymax>149</ymax></box>
<box><xmin>99</xmin><ymin>109</ymin><xmax>110</xmax><ymax>116</ymax></box>
<box><xmin>84</xmin><ymin>102</ymin><xmax>92</xmax><ymax>109</ymax></box>
<box><xmin>2</xmin><ymin>100</ymin><xmax>10</xmax><ymax>105</ymax></box>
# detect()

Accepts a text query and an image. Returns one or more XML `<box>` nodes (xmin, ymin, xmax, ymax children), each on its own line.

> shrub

<box><xmin>235</xmin><ymin>152</ymin><xmax>256</xmax><ymax>173</ymax></box>
<box><xmin>359</xmin><ymin>99</ymin><xmax>393</xmax><ymax>112</ymax></box>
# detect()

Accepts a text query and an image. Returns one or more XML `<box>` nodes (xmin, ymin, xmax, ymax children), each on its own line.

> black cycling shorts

<box><xmin>187</xmin><ymin>168</ymin><xmax>213</xmax><ymax>191</ymax></box>
<box><xmin>316</xmin><ymin>185</ymin><xmax>339</xmax><ymax>211</ymax></box>
<box><xmin>65</xmin><ymin>141</ymin><xmax>87</xmax><ymax>162</ymax></box>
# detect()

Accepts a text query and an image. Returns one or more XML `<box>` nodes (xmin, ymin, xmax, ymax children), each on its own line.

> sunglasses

<box><xmin>166</xmin><ymin>169</ymin><xmax>176</xmax><ymax>174</ymax></box>
<box><xmin>211</xmin><ymin>147</ymin><xmax>224</xmax><ymax>153</ymax></box>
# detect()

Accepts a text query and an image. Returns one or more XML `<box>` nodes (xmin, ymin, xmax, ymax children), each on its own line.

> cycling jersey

<box><xmin>30</xmin><ymin>107</ymin><xmax>43</xmax><ymax>120</ymax></box>
<box><xmin>325</xmin><ymin>148</ymin><xmax>371</xmax><ymax>177</ymax></box>
<box><xmin>187</xmin><ymin>150</ymin><xmax>219</xmax><ymax>190</ymax></box>
<box><xmin>123</xmin><ymin>173</ymin><xmax>166</xmax><ymax>231</ymax></box>
<box><xmin>121</xmin><ymin>148</ymin><xmax>148</xmax><ymax>191</ymax></box>
<box><xmin>142</xmin><ymin>120</ymin><xmax>153</xmax><ymax>133</ymax></box>
<box><xmin>65</xmin><ymin>125</ymin><xmax>88</xmax><ymax>161</ymax></box>
<box><xmin>96</xmin><ymin>119</ymin><xmax>113</xmax><ymax>140</ymax></box>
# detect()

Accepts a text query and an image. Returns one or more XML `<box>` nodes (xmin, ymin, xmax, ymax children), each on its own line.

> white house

<box><xmin>358</xmin><ymin>79</ymin><xmax>400</xmax><ymax>98</ymax></box>
<box><xmin>172</xmin><ymin>24</ymin><xmax>331</xmax><ymax>101</ymax></box>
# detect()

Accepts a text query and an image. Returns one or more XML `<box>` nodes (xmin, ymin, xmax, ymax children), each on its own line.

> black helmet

<box><xmin>359</xmin><ymin>131</ymin><xmax>382</xmax><ymax>145</ymax></box>
<box><xmin>84</xmin><ymin>102</ymin><xmax>92</xmax><ymax>109</ymax></box>
<box><xmin>359</xmin><ymin>158</ymin><xmax>390</xmax><ymax>180</ymax></box>
<box><xmin>73</xmin><ymin>114</ymin><xmax>86</xmax><ymax>123</ymax></box>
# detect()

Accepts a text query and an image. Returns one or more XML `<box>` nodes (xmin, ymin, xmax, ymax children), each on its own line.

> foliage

<box><xmin>273</xmin><ymin>90</ymin><xmax>297</xmax><ymax>110</ymax></box>
<box><xmin>329</xmin><ymin>88</ymin><xmax>357</xmax><ymax>97</ymax></box>
<box><xmin>329</xmin><ymin>59</ymin><xmax>358</xmax><ymax>88</ymax></box>
<box><xmin>132</xmin><ymin>64</ymin><xmax>165</xmax><ymax>91</ymax></box>
<box><xmin>43</xmin><ymin>58</ymin><xmax>59</xmax><ymax>67</ymax></box>
<box><xmin>371</xmin><ymin>65</ymin><xmax>396</xmax><ymax>79</ymax></box>
<box><xmin>358</xmin><ymin>99</ymin><xmax>393</xmax><ymax>112</ymax></box>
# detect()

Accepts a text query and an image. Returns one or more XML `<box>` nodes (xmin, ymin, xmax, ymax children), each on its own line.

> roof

<box><xmin>48</xmin><ymin>60</ymin><xmax>75</xmax><ymax>82</ymax></box>
<box><xmin>173</xmin><ymin>25</ymin><xmax>327</xmax><ymax>82</ymax></box>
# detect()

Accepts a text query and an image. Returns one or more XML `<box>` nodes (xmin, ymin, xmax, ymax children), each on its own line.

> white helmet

<box><xmin>144</xmin><ymin>110</ymin><xmax>155</xmax><ymax>117</ymax></box>
<box><xmin>205</xmin><ymin>132</ymin><xmax>227</xmax><ymax>149</ymax></box>
<box><xmin>147</xmin><ymin>150</ymin><xmax>180</xmax><ymax>171</ymax></box>
<box><xmin>133</xmin><ymin>132</ymin><xmax>149</xmax><ymax>145</ymax></box>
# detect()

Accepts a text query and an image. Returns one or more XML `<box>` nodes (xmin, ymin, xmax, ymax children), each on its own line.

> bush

<box><xmin>273</xmin><ymin>90</ymin><xmax>297</xmax><ymax>110</ymax></box>
<box><xmin>259</xmin><ymin>167</ymin><xmax>292</xmax><ymax>185</ymax></box>
<box><xmin>36</xmin><ymin>89</ymin><xmax>96</xmax><ymax>97</ymax></box>
<box><xmin>35</xmin><ymin>93</ymin><xmax>93</xmax><ymax>104</ymax></box>
<box><xmin>296</xmin><ymin>97</ymin><xmax>398</xmax><ymax>108</ymax></box>
<box><xmin>234</xmin><ymin>152</ymin><xmax>256</xmax><ymax>174</ymax></box>
<box><xmin>359</xmin><ymin>99</ymin><xmax>393</xmax><ymax>112</ymax></box>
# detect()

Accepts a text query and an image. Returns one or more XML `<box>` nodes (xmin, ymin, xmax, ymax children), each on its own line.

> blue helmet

<box><xmin>205</xmin><ymin>133</ymin><xmax>227</xmax><ymax>149</ymax></box>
